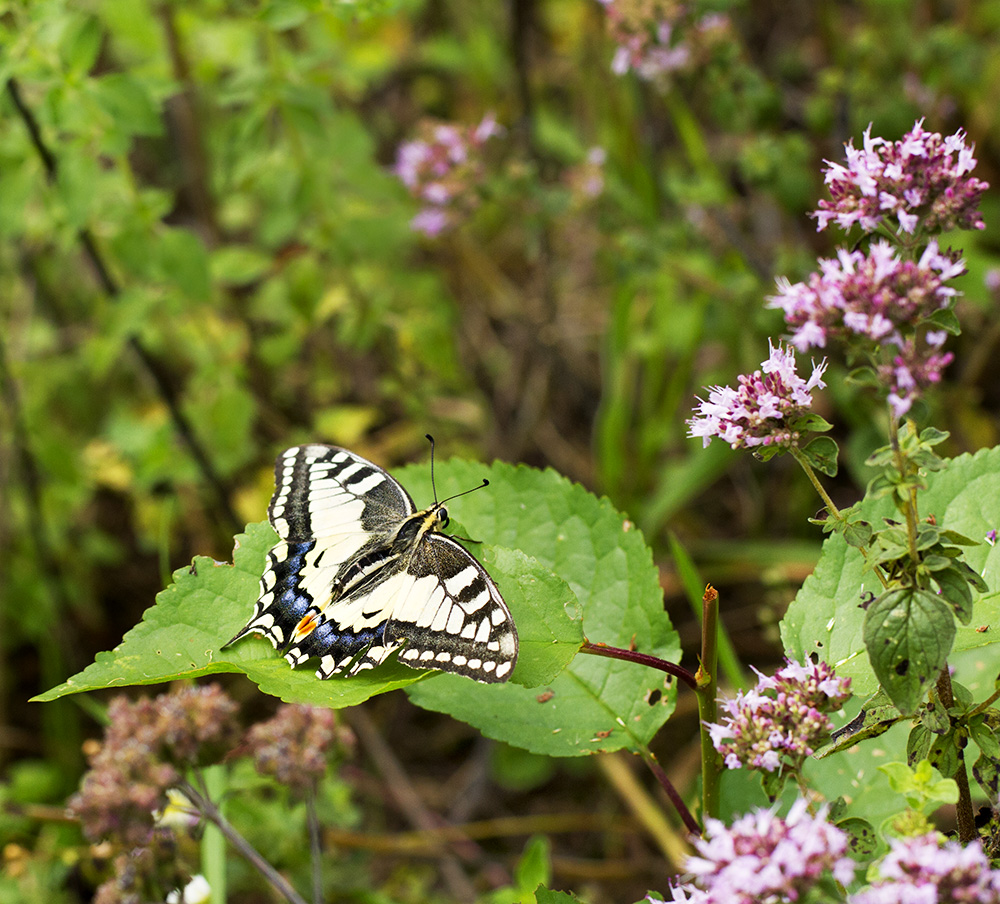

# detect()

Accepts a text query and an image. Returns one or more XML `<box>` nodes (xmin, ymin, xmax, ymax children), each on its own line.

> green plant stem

<box><xmin>888</xmin><ymin>417</ymin><xmax>922</xmax><ymax>572</ymax></box>
<box><xmin>306</xmin><ymin>790</ymin><xmax>323</xmax><ymax>904</ymax></box>
<box><xmin>934</xmin><ymin>668</ymin><xmax>978</xmax><ymax>843</ymax></box>
<box><xmin>695</xmin><ymin>586</ymin><xmax>721</xmax><ymax>824</ymax></box>
<box><xmin>969</xmin><ymin>686</ymin><xmax>1000</xmax><ymax>718</ymax></box>
<box><xmin>180</xmin><ymin>780</ymin><xmax>309</xmax><ymax>904</ymax></box>
<box><xmin>790</xmin><ymin>447</ymin><xmax>890</xmax><ymax>590</ymax></box>
<box><xmin>199</xmin><ymin>766</ymin><xmax>227</xmax><ymax>904</ymax></box>
<box><xmin>790</xmin><ymin>447</ymin><xmax>843</xmax><ymax>521</ymax></box>
<box><xmin>668</xmin><ymin>531</ymin><xmax>744</xmax><ymax>690</ymax></box>
<box><xmin>579</xmin><ymin>640</ymin><xmax>698</xmax><ymax>690</ymax></box>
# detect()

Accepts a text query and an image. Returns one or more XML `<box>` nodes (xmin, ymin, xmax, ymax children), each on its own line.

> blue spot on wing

<box><xmin>268</xmin><ymin>539</ymin><xmax>316</xmax><ymax>626</ymax></box>
<box><xmin>295</xmin><ymin>621</ymin><xmax>388</xmax><ymax>660</ymax></box>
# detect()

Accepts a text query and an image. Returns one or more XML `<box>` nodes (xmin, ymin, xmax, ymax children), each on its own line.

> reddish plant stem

<box><xmin>579</xmin><ymin>641</ymin><xmax>698</xmax><ymax>690</ymax></box>
<box><xmin>639</xmin><ymin>750</ymin><xmax>701</xmax><ymax>836</ymax></box>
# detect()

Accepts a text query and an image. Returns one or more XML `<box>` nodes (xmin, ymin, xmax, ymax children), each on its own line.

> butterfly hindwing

<box><xmin>227</xmin><ymin>444</ymin><xmax>519</xmax><ymax>684</ymax></box>
<box><xmin>389</xmin><ymin>534</ymin><xmax>517</xmax><ymax>682</ymax></box>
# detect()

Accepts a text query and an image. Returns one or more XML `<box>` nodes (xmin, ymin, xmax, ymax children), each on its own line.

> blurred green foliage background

<box><xmin>3</xmin><ymin>0</ymin><xmax>1000</xmax><ymax>900</ymax></box>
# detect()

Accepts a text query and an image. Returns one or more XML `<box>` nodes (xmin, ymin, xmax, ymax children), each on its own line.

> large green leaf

<box><xmin>38</xmin><ymin>458</ymin><xmax>675</xmax><ymax>758</ymax></box>
<box><xmin>863</xmin><ymin>588</ymin><xmax>955</xmax><ymax>715</ymax></box>
<box><xmin>403</xmin><ymin>460</ymin><xmax>679</xmax><ymax>757</ymax></box>
<box><xmin>781</xmin><ymin>446</ymin><xmax>1000</xmax><ymax>694</ymax></box>
<box><xmin>35</xmin><ymin>460</ymin><xmax>585</xmax><ymax>706</ymax></box>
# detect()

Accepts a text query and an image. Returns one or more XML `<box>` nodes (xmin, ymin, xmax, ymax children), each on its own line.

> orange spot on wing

<box><xmin>293</xmin><ymin>613</ymin><xmax>319</xmax><ymax>640</ymax></box>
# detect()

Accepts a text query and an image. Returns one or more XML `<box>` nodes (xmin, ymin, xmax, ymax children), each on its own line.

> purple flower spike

<box><xmin>849</xmin><ymin>833</ymin><xmax>1000</xmax><ymax>904</ymax></box>
<box><xmin>598</xmin><ymin>0</ymin><xmax>732</xmax><ymax>84</ymax></box>
<box><xmin>768</xmin><ymin>240</ymin><xmax>963</xmax><ymax>415</ymax></box>
<box><xmin>393</xmin><ymin>113</ymin><xmax>503</xmax><ymax>237</ymax></box>
<box><xmin>815</xmin><ymin>119</ymin><xmax>988</xmax><ymax>236</ymax></box>
<box><xmin>768</xmin><ymin>240</ymin><xmax>964</xmax><ymax>354</ymax></box>
<box><xmin>688</xmin><ymin>342</ymin><xmax>827</xmax><ymax>451</ymax></box>
<box><xmin>705</xmin><ymin>658</ymin><xmax>851</xmax><ymax>774</ymax></box>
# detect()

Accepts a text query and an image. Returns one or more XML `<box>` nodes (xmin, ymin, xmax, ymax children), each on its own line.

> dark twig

<box><xmin>180</xmin><ymin>779</ymin><xmax>309</xmax><ymax>904</ymax></box>
<box><xmin>6</xmin><ymin>77</ymin><xmax>241</xmax><ymax>533</ymax></box>
<box><xmin>0</xmin><ymin>331</ymin><xmax>84</xmax><ymax>778</ymax></box>
<box><xmin>157</xmin><ymin>4</ymin><xmax>220</xmax><ymax>240</ymax></box>
<box><xmin>936</xmin><ymin>667</ymin><xmax>978</xmax><ymax>843</ymax></box>
<box><xmin>305</xmin><ymin>791</ymin><xmax>323</xmax><ymax>904</ymax></box>
<box><xmin>638</xmin><ymin>750</ymin><xmax>701</xmax><ymax>837</ymax></box>
<box><xmin>0</xmin><ymin>333</ymin><xmax>74</xmax><ymax>618</ymax></box>
<box><xmin>510</xmin><ymin>0</ymin><xmax>537</xmax><ymax>153</ymax></box>
<box><xmin>579</xmin><ymin>640</ymin><xmax>698</xmax><ymax>690</ymax></box>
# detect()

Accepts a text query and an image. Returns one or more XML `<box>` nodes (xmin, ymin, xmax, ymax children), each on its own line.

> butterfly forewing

<box><xmin>228</xmin><ymin>445</ymin><xmax>412</xmax><ymax>649</ymax></box>
<box><xmin>227</xmin><ymin>444</ymin><xmax>518</xmax><ymax>684</ymax></box>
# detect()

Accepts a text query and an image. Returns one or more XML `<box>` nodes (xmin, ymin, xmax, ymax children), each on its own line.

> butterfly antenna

<box><xmin>425</xmin><ymin>433</ymin><xmax>438</xmax><ymax>503</ymax></box>
<box><xmin>440</xmin><ymin>478</ymin><xmax>490</xmax><ymax>505</ymax></box>
<box><xmin>425</xmin><ymin>435</ymin><xmax>489</xmax><ymax>505</ymax></box>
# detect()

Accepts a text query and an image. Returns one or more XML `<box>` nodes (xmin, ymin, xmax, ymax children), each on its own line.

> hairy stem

<box><xmin>790</xmin><ymin>447</ymin><xmax>889</xmax><ymax>590</ymax></box>
<box><xmin>790</xmin><ymin>447</ymin><xmax>843</xmax><ymax>521</ymax></box>
<box><xmin>889</xmin><ymin>417</ymin><xmax>922</xmax><ymax>575</ymax></box>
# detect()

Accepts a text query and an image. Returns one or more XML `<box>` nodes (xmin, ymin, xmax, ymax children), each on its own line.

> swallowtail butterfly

<box><xmin>226</xmin><ymin>443</ymin><xmax>518</xmax><ymax>683</ymax></box>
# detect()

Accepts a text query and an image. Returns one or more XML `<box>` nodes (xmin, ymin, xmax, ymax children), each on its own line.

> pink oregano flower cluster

<box><xmin>687</xmin><ymin>342</ymin><xmax>827</xmax><ymax>450</ymax></box>
<box><xmin>657</xmin><ymin>818</ymin><xmax>1000</xmax><ymax>904</ymax></box>
<box><xmin>815</xmin><ymin>119</ymin><xmax>988</xmax><ymax>235</ymax></box>
<box><xmin>768</xmin><ymin>239</ymin><xmax>964</xmax><ymax>416</ymax></box>
<box><xmin>770</xmin><ymin>241</ymin><xmax>963</xmax><ymax>352</ymax></box>
<box><xmin>706</xmin><ymin>658</ymin><xmax>851</xmax><ymax>773</ymax></box>
<box><xmin>597</xmin><ymin>0</ymin><xmax>730</xmax><ymax>84</ymax></box>
<box><xmin>850</xmin><ymin>833</ymin><xmax>1000</xmax><ymax>904</ymax></box>
<box><xmin>764</xmin><ymin>120</ymin><xmax>986</xmax><ymax>418</ymax></box>
<box><xmin>393</xmin><ymin>113</ymin><xmax>503</xmax><ymax>237</ymax></box>
<box><xmin>652</xmin><ymin>799</ymin><xmax>856</xmax><ymax>904</ymax></box>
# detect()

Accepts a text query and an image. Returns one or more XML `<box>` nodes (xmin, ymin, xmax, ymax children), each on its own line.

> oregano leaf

<box><xmin>782</xmin><ymin>446</ymin><xmax>1000</xmax><ymax>697</ymax></box>
<box><xmin>863</xmin><ymin>588</ymin><xmax>955</xmax><ymax>715</ymax></box>
<box><xmin>801</xmin><ymin>436</ymin><xmax>839</xmax><ymax>477</ymax></box>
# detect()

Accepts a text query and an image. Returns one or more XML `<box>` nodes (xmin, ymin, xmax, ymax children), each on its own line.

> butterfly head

<box><xmin>396</xmin><ymin>506</ymin><xmax>445</xmax><ymax>548</ymax></box>
<box><xmin>425</xmin><ymin>435</ymin><xmax>485</xmax><ymax>532</ymax></box>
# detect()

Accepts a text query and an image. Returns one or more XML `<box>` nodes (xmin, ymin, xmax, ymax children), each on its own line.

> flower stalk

<box><xmin>694</xmin><ymin>585</ymin><xmax>721</xmax><ymax>823</ymax></box>
<box><xmin>933</xmin><ymin>668</ymin><xmax>977</xmax><ymax>843</ymax></box>
<box><xmin>180</xmin><ymin>780</ymin><xmax>310</xmax><ymax>904</ymax></box>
